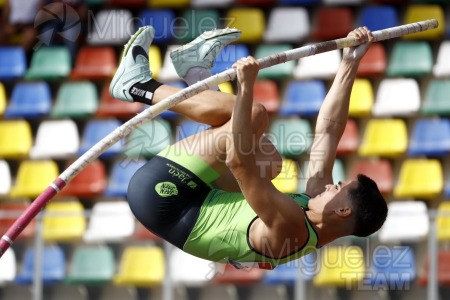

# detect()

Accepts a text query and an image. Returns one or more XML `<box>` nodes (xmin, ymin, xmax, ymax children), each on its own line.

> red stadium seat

<box><xmin>96</xmin><ymin>83</ymin><xmax>144</xmax><ymax>119</ymax></box>
<box><xmin>253</xmin><ymin>80</ymin><xmax>280</xmax><ymax>113</ymax></box>
<box><xmin>357</xmin><ymin>43</ymin><xmax>386</xmax><ymax>78</ymax></box>
<box><xmin>349</xmin><ymin>159</ymin><xmax>393</xmax><ymax>195</ymax></box>
<box><xmin>71</xmin><ymin>47</ymin><xmax>116</xmax><ymax>80</ymax></box>
<box><xmin>336</xmin><ymin>119</ymin><xmax>359</xmax><ymax>156</ymax></box>
<box><xmin>59</xmin><ymin>160</ymin><xmax>107</xmax><ymax>198</ymax></box>
<box><xmin>0</xmin><ymin>202</ymin><xmax>35</xmax><ymax>240</ymax></box>
<box><xmin>419</xmin><ymin>249</ymin><xmax>450</xmax><ymax>286</ymax></box>
<box><xmin>312</xmin><ymin>7</ymin><xmax>353</xmax><ymax>41</ymax></box>
<box><xmin>133</xmin><ymin>222</ymin><xmax>162</xmax><ymax>242</ymax></box>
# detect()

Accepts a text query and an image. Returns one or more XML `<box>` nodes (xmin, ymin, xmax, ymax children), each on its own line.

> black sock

<box><xmin>129</xmin><ymin>79</ymin><xmax>163</xmax><ymax>105</ymax></box>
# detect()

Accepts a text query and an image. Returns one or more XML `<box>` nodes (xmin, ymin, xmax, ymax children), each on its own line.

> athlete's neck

<box><xmin>305</xmin><ymin>210</ymin><xmax>349</xmax><ymax>248</ymax></box>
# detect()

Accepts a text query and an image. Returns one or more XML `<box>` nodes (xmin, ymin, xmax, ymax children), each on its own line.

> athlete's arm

<box><xmin>226</xmin><ymin>57</ymin><xmax>306</xmax><ymax>247</ymax></box>
<box><xmin>306</xmin><ymin>28</ymin><xmax>373</xmax><ymax>197</ymax></box>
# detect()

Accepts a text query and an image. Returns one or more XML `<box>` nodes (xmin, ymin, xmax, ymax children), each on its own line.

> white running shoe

<box><xmin>170</xmin><ymin>27</ymin><xmax>242</xmax><ymax>78</ymax></box>
<box><xmin>110</xmin><ymin>26</ymin><xmax>155</xmax><ymax>102</ymax></box>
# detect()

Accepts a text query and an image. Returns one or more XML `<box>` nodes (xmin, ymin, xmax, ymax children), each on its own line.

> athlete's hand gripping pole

<box><xmin>0</xmin><ymin>19</ymin><xmax>438</xmax><ymax>257</ymax></box>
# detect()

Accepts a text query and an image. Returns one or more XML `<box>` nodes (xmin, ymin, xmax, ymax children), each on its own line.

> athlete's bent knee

<box><xmin>251</xmin><ymin>103</ymin><xmax>269</xmax><ymax>136</ymax></box>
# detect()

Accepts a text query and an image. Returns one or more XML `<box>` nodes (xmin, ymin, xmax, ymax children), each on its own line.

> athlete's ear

<box><xmin>334</xmin><ymin>206</ymin><xmax>352</xmax><ymax>218</ymax></box>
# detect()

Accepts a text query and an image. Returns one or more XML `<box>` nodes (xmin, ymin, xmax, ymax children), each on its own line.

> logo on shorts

<box><xmin>155</xmin><ymin>182</ymin><xmax>178</xmax><ymax>197</ymax></box>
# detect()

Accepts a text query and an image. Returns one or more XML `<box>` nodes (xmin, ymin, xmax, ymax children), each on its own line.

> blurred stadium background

<box><xmin>0</xmin><ymin>0</ymin><xmax>449</xmax><ymax>299</ymax></box>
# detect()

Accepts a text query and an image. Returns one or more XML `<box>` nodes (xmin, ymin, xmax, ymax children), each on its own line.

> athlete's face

<box><xmin>310</xmin><ymin>180</ymin><xmax>358</xmax><ymax>216</ymax></box>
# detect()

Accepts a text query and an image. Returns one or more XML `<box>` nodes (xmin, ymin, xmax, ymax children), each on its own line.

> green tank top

<box><xmin>183</xmin><ymin>191</ymin><xmax>319</xmax><ymax>270</ymax></box>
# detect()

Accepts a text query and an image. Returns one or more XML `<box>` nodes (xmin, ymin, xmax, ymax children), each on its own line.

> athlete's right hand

<box><xmin>232</xmin><ymin>56</ymin><xmax>260</xmax><ymax>89</ymax></box>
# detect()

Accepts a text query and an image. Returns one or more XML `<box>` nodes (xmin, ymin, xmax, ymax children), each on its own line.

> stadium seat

<box><xmin>30</xmin><ymin>119</ymin><xmax>80</xmax><ymax>159</ymax></box>
<box><xmin>349</xmin><ymin>159</ymin><xmax>393</xmax><ymax>195</ymax></box>
<box><xmin>372</xmin><ymin>78</ymin><xmax>420</xmax><ymax>116</ymax></box>
<box><xmin>66</xmin><ymin>245</ymin><xmax>115</xmax><ymax>285</ymax></box>
<box><xmin>124</xmin><ymin>118</ymin><xmax>172</xmax><ymax>159</ymax></box>
<box><xmin>386</xmin><ymin>41</ymin><xmax>433</xmax><ymax>77</ymax></box>
<box><xmin>280</xmin><ymin>80</ymin><xmax>326</xmax><ymax>116</ymax></box>
<box><xmin>264</xmin><ymin>7</ymin><xmax>310</xmax><ymax>43</ymax></box>
<box><xmin>358</xmin><ymin>5</ymin><xmax>398</xmax><ymax>31</ymax></box>
<box><xmin>268</xmin><ymin>118</ymin><xmax>312</xmax><ymax>157</ymax></box>
<box><xmin>394</xmin><ymin>159</ymin><xmax>443</xmax><ymax>199</ymax></box>
<box><xmin>408</xmin><ymin>118</ymin><xmax>450</xmax><ymax>157</ymax></box>
<box><xmin>158</xmin><ymin>45</ymin><xmax>181</xmax><ymax>81</ymax></box>
<box><xmin>109</xmin><ymin>0</ymin><xmax>146</xmax><ymax>7</ymax></box>
<box><xmin>25</xmin><ymin>46</ymin><xmax>71</xmax><ymax>80</ymax></box>
<box><xmin>211</xmin><ymin>44</ymin><xmax>250</xmax><ymax>75</ymax></box>
<box><xmin>176</xmin><ymin>120</ymin><xmax>210</xmax><ymax>141</ymax></box>
<box><xmin>97</xmin><ymin>83</ymin><xmax>144</xmax><ymax>119</ymax></box>
<box><xmin>272</xmin><ymin>158</ymin><xmax>299</xmax><ymax>193</ymax></box>
<box><xmin>367</xmin><ymin>246</ymin><xmax>416</xmax><ymax>290</ymax></box>
<box><xmin>419</xmin><ymin>250</ymin><xmax>450</xmax><ymax>286</ymax></box>
<box><xmin>170</xmin><ymin>247</ymin><xmax>212</xmax><ymax>286</ymax></box>
<box><xmin>0</xmin><ymin>202</ymin><xmax>35</xmax><ymax>240</ymax></box>
<box><xmin>139</xmin><ymin>10</ymin><xmax>175</xmax><ymax>44</ymax></box>
<box><xmin>78</xmin><ymin>119</ymin><xmax>123</xmax><ymax>158</ymax></box>
<box><xmin>348</xmin><ymin>79</ymin><xmax>374</xmax><ymax>118</ymax></box>
<box><xmin>422</xmin><ymin>79</ymin><xmax>450</xmax><ymax>116</ymax></box>
<box><xmin>312</xmin><ymin>7</ymin><xmax>353</xmax><ymax>41</ymax></box>
<box><xmin>87</xmin><ymin>10</ymin><xmax>135</xmax><ymax>45</ymax></box>
<box><xmin>356</xmin><ymin>43</ymin><xmax>387</xmax><ymax>78</ymax></box>
<box><xmin>0</xmin><ymin>160</ymin><xmax>11</xmax><ymax>196</ymax></box>
<box><xmin>264</xmin><ymin>253</ymin><xmax>317</xmax><ymax>286</ymax></box>
<box><xmin>0</xmin><ymin>120</ymin><xmax>32</xmax><ymax>158</ymax></box>
<box><xmin>252</xmin><ymin>80</ymin><xmax>280</xmax><ymax>113</ymax></box>
<box><xmin>293</xmin><ymin>49</ymin><xmax>341</xmax><ymax>80</ymax></box>
<box><xmin>378</xmin><ymin>201</ymin><xmax>429</xmax><ymax>243</ymax></box>
<box><xmin>42</xmin><ymin>200</ymin><xmax>86</xmax><ymax>242</ymax></box>
<box><xmin>51</xmin><ymin>81</ymin><xmax>98</xmax><ymax>118</ymax></box>
<box><xmin>0</xmin><ymin>248</ymin><xmax>16</xmax><ymax>285</ymax></box>
<box><xmin>336</xmin><ymin>119</ymin><xmax>359</xmax><ymax>156</ymax></box>
<box><xmin>279</xmin><ymin>0</ymin><xmax>318</xmax><ymax>4</ymax></box>
<box><xmin>71</xmin><ymin>47</ymin><xmax>117</xmax><ymax>80</ymax></box>
<box><xmin>86</xmin><ymin>0</ymin><xmax>106</xmax><ymax>5</ymax></box>
<box><xmin>0</xmin><ymin>46</ymin><xmax>26</xmax><ymax>80</ymax></box>
<box><xmin>104</xmin><ymin>160</ymin><xmax>146</xmax><ymax>197</ymax></box>
<box><xmin>59</xmin><ymin>160</ymin><xmax>106</xmax><ymax>198</ymax></box>
<box><xmin>149</xmin><ymin>0</ymin><xmax>190</xmax><ymax>8</ymax></box>
<box><xmin>0</xmin><ymin>82</ymin><xmax>5</xmax><ymax>115</ymax></box>
<box><xmin>256</xmin><ymin>44</ymin><xmax>295</xmax><ymax>79</ymax></box>
<box><xmin>236</xmin><ymin>0</ymin><xmax>276</xmax><ymax>4</ymax></box>
<box><xmin>192</xmin><ymin>0</ymin><xmax>234</xmax><ymax>7</ymax></box>
<box><xmin>16</xmin><ymin>245</ymin><xmax>66</xmax><ymax>285</ymax></box>
<box><xmin>114</xmin><ymin>246</ymin><xmax>165</xmax><ymax>287</ymax></box>
<box><xmin>84</xmin><ymin>201</ymin><xmax>135</xmax><ymax>243</ymax></box>
<box><xmin>214</xmin><ymin>264</ymin><xmax>265</xmax><ymax>285</ymax></box>
<box><xmin>437</xmin><ymin>202</ymin><xmax>450</xmax><ymax>242</ymax></box>
<box><xmin>4</xmin><ymin>82</ymin><xmax>51</xmax><ymax>119</ymax></box>
<box><xmin>433</xmin><ymin>41</ymin><xmax>450</xmax><ymax>78</ymax></box>
<box><xmin>313</xmin><ymin>246</ymin><xmax>365</xmax><ymax>287</ymax></box>
<box><xmin>176</xmin><ymin>9</ymin><xmax>220</xmax><ymax>43</ymax></box>
<box><xmin>403</xmin><ymin>5</ymin><xmax>445</xmax><ymax>40</ymax></box>
<box><xmin>359</xmin><ymin>119</ymin><xmax>407</xmax><ymax>157</ymax></box>
<box><xmin>226</xmin><ymin>8</ymin><xmax>265</xmax><ymax>43</ymax></box>
<box><xmin>133</xmin><ymin>222</ymin><xmax>162</xmax><ymax>241</ymax></box>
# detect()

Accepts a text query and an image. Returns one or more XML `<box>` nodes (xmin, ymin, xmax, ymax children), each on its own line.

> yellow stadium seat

<box><xmin>149</xmin><ymin>45</ymin><xmax>161</xmax><ymax>80</ymax></box>
<box><xmin>0</xmin><ymin>120</ymin><xmax>32</xmax><ymax>158</ymax></box>
<box><xmin>10</xmin><ymin>160</ymin><xmax>59</xmax><ymax>199</ymax></box>
<box><xmin>403</xmin><ymin>5</ymin><xmax>445</xmax><ymax>40</ymax></box>
<box><xmin>0</xmin><ymin>83</ymin><xmax>6</xmax><ymax>115</ymax></box>
<box><xmin>349</xmin><ymin>79</ymin><xmax>373</xmax><ymax>118</ymax></box>
<box><xmin>272</xmin><ymin>158</ymin><xmax>298</xmax><ymax>193</ymax></box>
<box><xmin>149</xmin><ymin>0</ymin><xmax>189</xmax><ymax>8</ymax></box>
<box><xmin>313</xmin><ymin>246</ymin><xmax>365</xmax><ymax>287</ymax></box>
<box><xmin>114</xmin><ymin>246</ymin><xmax>165</xmax><ymax>287</ymax></box>
<box><xmin>437</xmin><ymin>202</ymin><xmax>450</xmax><ymax>242</ymax></box>
<box><xmin>218</xmin><ymin>82</ymin><xmax>234</xmax><ymax>94</ymax></box>
<box><xmin>394</xmin><ymin>159</ymin><xmax>443</xmax><ymax>199</ymax></box>
<box><xmin>359</xmin><ymin>119</ymin><xmax>407</xmax><ymax>158</ymax></box>
<box><xmin>226</xmin><ymin>8</ymin><xmax>265</xmax><ymax>43</ymax></box>
<box><xmin>42</xmin><ymin>200</ymin><xmax>86</xmax><ymax>242</ymax></box>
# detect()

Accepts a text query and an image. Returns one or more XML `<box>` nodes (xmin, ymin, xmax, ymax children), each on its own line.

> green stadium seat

<box><xmin>387</xmin><ymin>41</ymin><xmax>433</xmax><ymax>77</ymax></box>
<box><xmin>255</xmin><ymin>44</ymin><xmax>296</xmax><ymax>79</ymax></box>
<box><xmin>25</xmin><ymin>47</ymin><xmax>71</xmax><ymax>80</ymax></box>
<box><xmin>51</xmin><ymin>81</ymin><xmax>98</xmax><ymax>118</ymax></box>
<box><xmin>268</xmin><ymin>118</ymin><xmax>312</xmax><ymax>157</ymax></box>
<box><xmin>421</xmin><ymin>79</ymin><xmax>450</xmax><ymax>116</ymax></box>
<box><xmin>176</xmin><ymin>9</ymin><xmax>220</xmax><ymax>43</ymax></box>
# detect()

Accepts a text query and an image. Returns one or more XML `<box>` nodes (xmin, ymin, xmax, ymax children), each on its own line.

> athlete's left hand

<box><xmin>233</xmin><ymin>56</ymin><xmax>260</xmax><ymax>89</ymax></box>
<box><xmin>343</xmin><ymin>27</ymin><xmax>374</xmax><ymax>63</ymax></box>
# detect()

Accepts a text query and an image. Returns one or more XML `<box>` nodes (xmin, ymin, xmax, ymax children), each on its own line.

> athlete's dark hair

<box><xmin>348</xmin><ymin>174</ymin><xmax>388</xmax><ymax>237</ymax></box>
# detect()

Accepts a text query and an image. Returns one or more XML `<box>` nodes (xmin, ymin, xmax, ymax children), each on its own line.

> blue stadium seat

<box><xmin>139</xmin><ymin>9</ymin><xmax>175</xmax><ymax>44</ymax></box>
<box><xmin>367</xmin><ymin>246</ymin><xmax>416</xmax><ymax>291</ymax></box>
<box><xmin>358</xmin><ymin>5</ymin><xmax>398</xmax><ymax>31</ymax></box>
<box><xmin>78</xmin><ymin>119</ymin><xmax>124</xmax><ymax>158</ymax></box>
<box><xmin>4</xmin><ymin>82</ymin><xmax>51</xmax><ymax>119</ymax></box>
<box><xmin>263</xmin><ymin>253</ymin><xmax>317</xmax><ymax>285</ymax></box>
<box><xmin>104</xmin><ymin>160</ymin><xmax>147</xmax><ymax>197</ymax></box>
<box><xmin>211</xmin><ymin>44</ymin><xmax>249</xmax><ymax>75</ymax></box>
<box><xmin>15</xmin><ymin>245</ymin><xmax>65</xmax><ymax>285</ymax></box>
<box><xmin>280</xmin><ymin>80</ymin><xmax>326</xmax><ymax>116</ymax></box>
<box><xmin>176</xmin><ymin>120</ymin><xmax>210</xmax><ymax>141</ymax></box>
<box><xmin>408</xmin><ymin>118</ymin><xmax>450</xmax><ymax>157</ymax></box>
<box><xmin>0</xmin><ymin>47</ymin><xmax>26</xmax><ymax>80</ymax></box>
